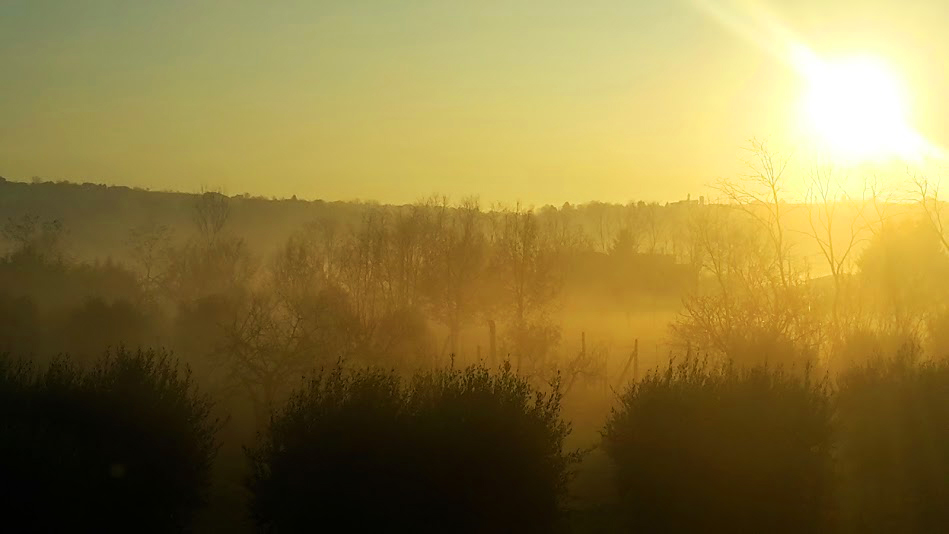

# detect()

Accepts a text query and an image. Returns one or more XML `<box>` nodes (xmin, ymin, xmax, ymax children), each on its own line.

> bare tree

<box><xmin>193</xmin><ymin>189</ymin><xmax>230</xmax><ymax>249</ymax></box>
<box><xmin>715</xmin><ymin>139</ymin><xmax>796</xmax><ymax>289</ymax></box>
<box><xmin>166</xmin><ymin>191</ymin><xmax>255</xmax><ymax>303</ymax></box>
<box><xmin>803</xmin><ymin>166</ymin><xmax>868</xmax><ymax>328</ymax></box>
<box><xmin>615</xmin><ymin>202</ymin><xmax>645</xmax><ymax>255</ymax></box>
<box><xmin>216</xmin><ymin>235</ymin><xmax>363</xmax><ymax>427</ymax></box>
<box><xmin>915</xmin><ymin>175</ymin><xmax>949</xmax><ymax>253</ymax></box>
<box><xmin>589</xmin><ymin>202</ymin><xmax>615</xmax><ymax>253</ymax></box>
<box><xmin>336</xmin><ymin>209</ymin><xmax>388</xmax><ymax>329</ymax></box>
<box><xmin>382</xmin><ymin>202</ymin><xmax>432</xmax><ymax>311</ymax></box>
<box><xmin>424</xmin><ymin>197</ymin><xmax>487</xmax><ymax>359</ymax></box>
<box><xmin>538</xmin><ymin>203</ymin><xmax>590</xmax><ymax>254</ymax></box>
<box><xmin>675</xmin><ymin>141</ymin><xmax>820</xmax><ymax>365</ymax></box>
<box><xmin>641</xmin><ymin>202</ymin><xmax>665</xmax><ymax>254</ymax></box>
<box><xmin>488</xmin><ymin>204</ymin><xmax>562</xmax><ymax>372</ymax></box>
<box><xmin>126</xmin><ymin>222</ymin><xmax>174</xmax><ymax>299</ymax></box>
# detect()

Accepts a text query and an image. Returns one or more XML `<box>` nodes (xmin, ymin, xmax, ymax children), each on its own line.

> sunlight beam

<box><xmin>692</xmin><ymin>0</ymin><xmax>943</xmax><ymax>165</ymax></box>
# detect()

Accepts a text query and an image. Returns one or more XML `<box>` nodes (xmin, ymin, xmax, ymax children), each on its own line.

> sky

<box><xmin>2</xmin><ymin>0</ymin><xmax>949</xmax><ymax>205</ymax></box>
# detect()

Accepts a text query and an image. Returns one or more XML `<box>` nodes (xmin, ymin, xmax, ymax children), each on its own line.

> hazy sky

<box><xmin>3</xmin><ymin>1</ymin><xmax>949</xmax><ymax>204</ymax></box>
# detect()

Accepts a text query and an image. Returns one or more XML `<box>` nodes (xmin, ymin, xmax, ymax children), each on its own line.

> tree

<box><xmin>640</xmin><ymin>202</ymin><xmax>665</xmax><ymax>254</ymax></box>
<box><xmin>335</xmin><ymin>209</ymin><xmax>388</xmax><ymax>329</ymax></box>
<box><xmin>488</xmin><ymin>205</ymin><xmax>562</xmax><ymax>373</ymax></box>
<box><xmin>674</xmin><ymin>141</ymin><xmax>820</xmax><ymax>366</ymax></box>
<box><xmin>423</xmin><ymin>197</ymin><xmax>488</xmax><ymax>359</ymax></box>
<box><xmin>166</xmin><ymin>192</ymin><xmax>255</xmax><ymax>303</ymax></box>
<box><xmin>715</xmin><ymin>139</ymin><xmax>795</xmax><ymax>288</ymax></box>
<box><xmin>126</xmin><ymin>221</ymin><xmax>173</xmax><ymax>301</ymax></box>
<box><xmin>193</xmin><ymin>189</ymin><xmax>230</xmax><ymax>250</ymax></box>
<box><xmin>803</xmin><ymin>167</ymin><xmax>866</xmax><ymax>316</ymax></box>
<box><xmin>207</xmin><ymin>234</ymin><xmax>371</xmax><ymax>427</ymax></box>
<box><xmin>381</xmin><ymin>202</ymin><xmax>431</xmax><ymax>311</ymax></box>
<box><xmin>855</xmin><ymin>220</ymin><xmax>949</xmax><ymax>339</ymax></box>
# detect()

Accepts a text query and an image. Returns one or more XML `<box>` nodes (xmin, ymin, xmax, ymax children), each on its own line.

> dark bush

<box><xmin>0</xmin><ymin>348</ymin><xmax>221</xmax><ymax>532</ymax></box>
<box><xmin>836</xmin><ymin>347</ymin><xmax>949</xmax><ymax>532</ymax></box>
<box><xmin>603</xmin><ymin>357</ymin><xmax>833</xmax><ymax>533</ymax></box>
<box><xmin>247</xmin><ymin>362</ymin><xmax>580</xmax><ymax>533</ymax></box>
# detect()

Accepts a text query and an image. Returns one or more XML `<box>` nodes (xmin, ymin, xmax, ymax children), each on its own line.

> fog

<box><xmin>4</xmin><ymin>159</ymin><xmax>949</xmax><ymax>531</ymax></box>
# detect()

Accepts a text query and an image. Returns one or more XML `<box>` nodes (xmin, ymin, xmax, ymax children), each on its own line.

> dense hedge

<box><xmin>9</xmin><ymin>345</ymin><xmax>949</xmax><ymax>532</ymax></box>
<box><xmin>836</xmin><ymin>349</ymin><xmax>949</xmax><ymax>533</ymax></box>
<box><xmin>0</xmin><ymin>348</ymin><xmax>221</xmax><ymax>532</ymax></box>
<box><xmin>246</xmin><ymin>362</ymin><xmax>581</xmax><ymax>533</ymax></box>
<box><xmin>603</xmin><ymin>358</ymin><xmax>834</xmax><ymax>533</ymax></box>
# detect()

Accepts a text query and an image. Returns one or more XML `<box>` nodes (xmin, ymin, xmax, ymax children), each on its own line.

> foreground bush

<box><xmin>247</xmin><ymin>363</ymin><xmax>580</xmax><ymax>533</ymax></box>
<box><xmin>603</xmin><ymin>357</ymin><xmax>833</xmax><ymax>533</ymax></box>
<box><xmin>836</xmin><ymin>348</ymin><xmax>949</xmax><ymax>532</ymax></box>
<box><xmin>0</xmin><ymin>348</ymin><xmax>220</xmax><ymax>532</ymax></box>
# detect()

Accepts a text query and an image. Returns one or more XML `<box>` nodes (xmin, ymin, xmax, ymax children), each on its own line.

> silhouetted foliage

<box><xmin>0</xmin><ymin>250</ymin><xmax>143</xmax><ymax>310</ymax></box>
<box><xmin>0</xmin><ymin>348</ymin><xmax>221</xmax><ymax>532</ymax></box>
<box><xmin>836</xmin><ymin>346</ymin><xmax>949</xmax><ymax>533</ymax></box>
<box><xmin>603</xmin><ymin>357</ymin><xmax>833</xmax><ymax>533</ymax></box>
<box><xmin>247</xmin><ymin>362</ymin><xmax>580</xmax><ymax>533</ymax></box>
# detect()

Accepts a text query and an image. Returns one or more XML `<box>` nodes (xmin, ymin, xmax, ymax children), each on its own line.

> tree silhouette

<box><xmin>247</xmin><ymin>362</ymin><xmax>580</xmax><ymax>533</ymax></box>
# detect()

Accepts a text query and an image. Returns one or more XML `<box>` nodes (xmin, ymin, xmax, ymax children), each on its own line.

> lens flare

<box><xmin>694</xmin><ymin>0</ymin><xmax>941</xmax><ymax>165</ymax></box>
<box><xmin>796</xmin><ymin>54</ymin><xmax>925</xmax><ymax>163</ymax></box>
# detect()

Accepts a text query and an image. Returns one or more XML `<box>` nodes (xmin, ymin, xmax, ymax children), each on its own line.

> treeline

<box><xmin>0</xmin><ymin>189</ymin><xmax>697</xmax><ymax>426</ymax></box>
<box><xmin>0</xmin><ymin>177</ymin><xmax>698</xmax><ymax>263</ymax></box>
<box><xmin>7</xmin><ymin>172</ymin><xmax>949</xmax><ymax>389</ymax></box>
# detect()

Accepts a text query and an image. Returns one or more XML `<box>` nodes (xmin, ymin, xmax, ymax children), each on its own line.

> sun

<box><xmin>797</xmin><ymin>54</ymin><xmax>925</xmax><ymax>164</ymax></box>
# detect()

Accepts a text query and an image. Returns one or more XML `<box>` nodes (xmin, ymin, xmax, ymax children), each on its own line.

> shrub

<box><xmin>247</xmin><ymin>362</ymin><xmax>580</xmax><ymax>533</ymax></box>
<box><xmin>0</xmin><ymin>348</ymin><xmax>221</xmax><ymax>532</ymax></box>
<box><xmin>406</xmin><ymin>365</ymin><xmax>578</xmax><ymax>532</ymax></box>
<box><xmin>602</xmin><ymin>357</ymin><xmax>833</xmax><ymax>533</ymax></box>
<box><xmin>836</xmin><ymin>347</ymin><xmax>949</xmax><ymax>532</ymax></box>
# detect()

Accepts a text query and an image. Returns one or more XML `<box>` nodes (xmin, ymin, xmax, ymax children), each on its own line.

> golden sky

<box><xmin>2</xmin><ymin>1</ymin><xmax>948</xmax><ymax>205</ymax></box>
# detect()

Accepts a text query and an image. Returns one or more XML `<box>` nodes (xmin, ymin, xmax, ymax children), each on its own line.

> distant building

<box><xmin>672</xmin><ymin>194</ymin><xmax>702</xmax><ymax>206</ymax></box>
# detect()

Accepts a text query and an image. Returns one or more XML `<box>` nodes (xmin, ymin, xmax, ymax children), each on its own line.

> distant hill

<box><xmin>0</xmin><ymin>179</ymin><xmax>372</xmax><ymax>262</ymax></box>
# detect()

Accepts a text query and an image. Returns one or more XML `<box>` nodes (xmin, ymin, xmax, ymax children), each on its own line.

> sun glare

<box><xmin>799</xmin><ymin>55</ymin><xmax>924</xmax><ymax>164</ymax></box>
